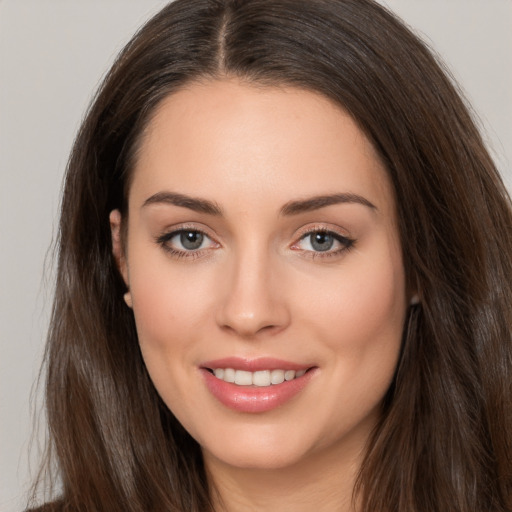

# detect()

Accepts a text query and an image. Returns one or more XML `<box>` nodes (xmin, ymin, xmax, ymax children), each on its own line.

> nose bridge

<box><xmin>217</xmin><ymin>236</ymin><xmax>289</xmax><ymax>337</ymax></box>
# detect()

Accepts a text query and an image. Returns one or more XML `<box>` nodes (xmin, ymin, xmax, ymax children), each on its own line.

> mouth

<box><xmin>205</xmin><ymin>367</ymin><xmax>311</xmax><ymax>386</ymax></box>
<box><xmin>200</xmin><ymin>358</ymin><xmax>317</xmax><ymax>413</ymax></box>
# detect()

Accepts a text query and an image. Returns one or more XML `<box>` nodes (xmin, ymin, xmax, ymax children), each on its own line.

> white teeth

<box><xmin>270</xmin><ymin>369</ymin><xmax>285</xmax><ymax>385</ymax></box>
<box><xmin>223</xmin><ymin>368</ymin><xmax>235</xmax><ymax>383</ymax></box>
<box><xmin>211</xmin><ymin>367</ymin><xmax>308</xmax><ymax>386</ymax></box>
<box><xmin>284</xmin><ymin>370</ymin><xmax>296</xmax><ymax>381</ymax></box>
<box><xmin>234</xmin><ymin>370</ymin><xmax>252</xmax><ymax>386</ymax></box>
<box><xmin>253</xmin><ymin>370</ymin><xmax>271</xmax><ymax>387</ymax></box>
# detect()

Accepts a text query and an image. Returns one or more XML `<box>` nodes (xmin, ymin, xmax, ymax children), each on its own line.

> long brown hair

<box><xmin>30</xmin><ymin>0</ymin><xmax>512</xmax><ymax>510</ymax></box>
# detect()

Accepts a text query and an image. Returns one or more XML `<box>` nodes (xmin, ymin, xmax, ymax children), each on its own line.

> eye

<box><xmin>293</xmin><ymin>229</ymin><xmax>355</xmax><ymax>256</ymax></box>
<box><xmin>304</xmin><ymin>232</ymin><xmax>336</xmax><ymax>252</ymax></box>
<box><xmin>172</xmin><ymin>230</ymin><xmax>208</xmax><ymax>250</ymax></box>
<box><xmin>156</xmin><ymin>228</ymin><xmax>218</xmax><ymax>257</ymax></box>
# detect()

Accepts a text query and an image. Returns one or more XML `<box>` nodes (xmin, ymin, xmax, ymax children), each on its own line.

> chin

<box><xmin>198</xmin><ymin>421</ymin><xmax>327</xmax><ymax>472</ymax></box>
<box><xmin>205</xmin><ymin>443</ymin><xmax>309</xmax><ymax>471</ymax></box>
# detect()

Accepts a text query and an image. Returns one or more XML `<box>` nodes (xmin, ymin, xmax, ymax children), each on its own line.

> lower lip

<box><xmin>201</xmin><ymin>369</ymin><xmax>315</xmax><ymax>413</ymax></box>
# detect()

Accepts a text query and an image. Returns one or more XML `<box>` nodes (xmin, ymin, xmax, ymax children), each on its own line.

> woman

<box><xmin>30</xmin><ymin>0</ymin><xmax>512</xmax><ymax>510</ymax></box>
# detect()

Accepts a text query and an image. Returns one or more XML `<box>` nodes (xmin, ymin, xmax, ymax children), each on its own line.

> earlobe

<box><xmin>123</xmin><ymin>291</ymin><xmax>133</xmax><ymax>308</ymax></box>
<box><xmin>109</xmin><ymin>209</ymin><xmax>129</xmax><ymax>285</ymax></box>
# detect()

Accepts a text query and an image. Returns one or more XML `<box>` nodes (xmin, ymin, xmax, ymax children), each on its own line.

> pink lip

<box><xmin>200</xmin><ymin>357</ymin><xmax>317</xmax><ymax>414</ymax></box>
<box><xmin>201</xmin><ymin>357</ymin><xmax>310</xmax><ymax>372</ymax></box>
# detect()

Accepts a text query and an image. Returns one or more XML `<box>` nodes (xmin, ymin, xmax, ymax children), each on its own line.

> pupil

<box><xmin>311</xmin><ymin>232</ymin><xmax>333</xmax><ymax>252</ymax></box>
<box><xmin>180</xmin><ymin>231</ymin><xmax>203</xmax><ymax>250</ymax></box>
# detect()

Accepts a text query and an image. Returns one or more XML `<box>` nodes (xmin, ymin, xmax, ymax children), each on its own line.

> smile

<box><xmin>211</xmin><ymin>368</ymin><xmax>307</xmax><ymax>386</ymax></box>
<box><xmin>201</xmin><ymin>359</ymin><xmax>317</xmax><ymax>413</ymax></box>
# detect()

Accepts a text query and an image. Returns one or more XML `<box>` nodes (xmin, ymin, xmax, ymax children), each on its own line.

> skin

<box><xmin>111</xmin><ymin>79</ymin><xmax>409</xmax><ymax>511</ymax></box>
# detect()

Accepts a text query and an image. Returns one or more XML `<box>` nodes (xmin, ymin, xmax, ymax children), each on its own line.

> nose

<box><xmin>215</xmin><ymin>248</ymin><xmax>291</xmax><ymax>338</ymax></box>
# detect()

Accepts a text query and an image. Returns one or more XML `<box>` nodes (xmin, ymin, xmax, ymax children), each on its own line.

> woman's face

<box><xmin>111</xmin><ymin>79</ymin><xmax>408</xmax><ymax>472</ymax></box>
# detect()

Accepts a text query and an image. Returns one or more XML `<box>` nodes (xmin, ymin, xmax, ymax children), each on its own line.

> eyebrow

<box><xmin>142</xmin><ymin>191</ymin><xmax>223</xmax><ymax>215</ymax></box>
<box><xmin>142</xmin><ymin>191</ymin><xmax>376</xmax><ymax>216</ymax></box>
<box><xmin>280</xmin><ymin>193</ymin><xmax>376</xmax><ymax>215</ymax></box>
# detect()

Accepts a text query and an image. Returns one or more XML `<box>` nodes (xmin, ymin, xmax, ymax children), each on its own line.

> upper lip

<box><xmin>201</xmin><ymin>357</ymin><xmax>314</xmax><ymax>372</ymax></box>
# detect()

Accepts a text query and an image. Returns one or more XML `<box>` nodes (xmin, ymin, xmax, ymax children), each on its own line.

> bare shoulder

<box><xmin>26</xmin><ymin>501</ymin><xmax>66</xmax><ymax>512</ymax></box>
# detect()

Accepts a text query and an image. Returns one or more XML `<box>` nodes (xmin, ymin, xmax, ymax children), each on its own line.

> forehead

<box><xmin>130</xmin><ymin>79</ymin><xmax>395</xmax><ymax>215</ymax></box>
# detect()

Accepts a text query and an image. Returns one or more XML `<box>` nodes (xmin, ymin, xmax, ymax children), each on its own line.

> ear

<box><xmin>410</xmin><ymin>293</ymin><xmax>420</xmax><ymax>306</ymax></box>
<box><xmin>109</xmin><ymin>209</ymin><xmax>129</xmax><ymax>286</ymax></box>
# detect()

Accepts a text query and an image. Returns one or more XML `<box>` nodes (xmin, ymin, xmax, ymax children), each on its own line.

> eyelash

<box><xmin>293</xmin><ymin>228</ymin><xmax>356</xmax><ymax>260</ymax></box>
<box><xmin>155</xmin><ymin>226</ymin><xmax>216</xmax><ymax>260</ymax></box>
<box><xmin>155</xmin><ymin>226</ymin><xmax>356</xmax><ymax>260</ymax></box>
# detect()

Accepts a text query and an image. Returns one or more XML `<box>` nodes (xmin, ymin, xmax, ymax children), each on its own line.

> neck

<box><xmin>204</xmin><ymin>440</ymin><xmax>363</xmax><ymax>512</ymax></box>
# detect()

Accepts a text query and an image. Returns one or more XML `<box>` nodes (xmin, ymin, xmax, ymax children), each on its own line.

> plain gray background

<box><xmin>1</xmin><ymin>1</ymin><xmax>511</xmax><ymax>510</ymax></box>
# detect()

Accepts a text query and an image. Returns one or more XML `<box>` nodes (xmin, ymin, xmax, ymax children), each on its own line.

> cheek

<box><xmin>127</xmin><ymin>259</ymin><xmax>217</xmax><ymax>414</ymax></box>
<box><xmin>131</xmin><ymin>265</ymin><xmax>214</xmax><ymax>346</ymax></box>
<box><xmin>294</xmin><ymin>244</ymin><xmax>406</xmax><ymax>434</ymax></box>
<box><xmin>300</xmin><ymin>241</ymin><xmax>406</xmax><ymax>359</ymax></box>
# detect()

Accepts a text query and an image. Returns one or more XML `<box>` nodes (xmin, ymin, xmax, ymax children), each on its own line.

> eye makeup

<box><xmin>154</xmin><ymin>223</ymin><xmax>356</xmax><ymax>262</ymax></box>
